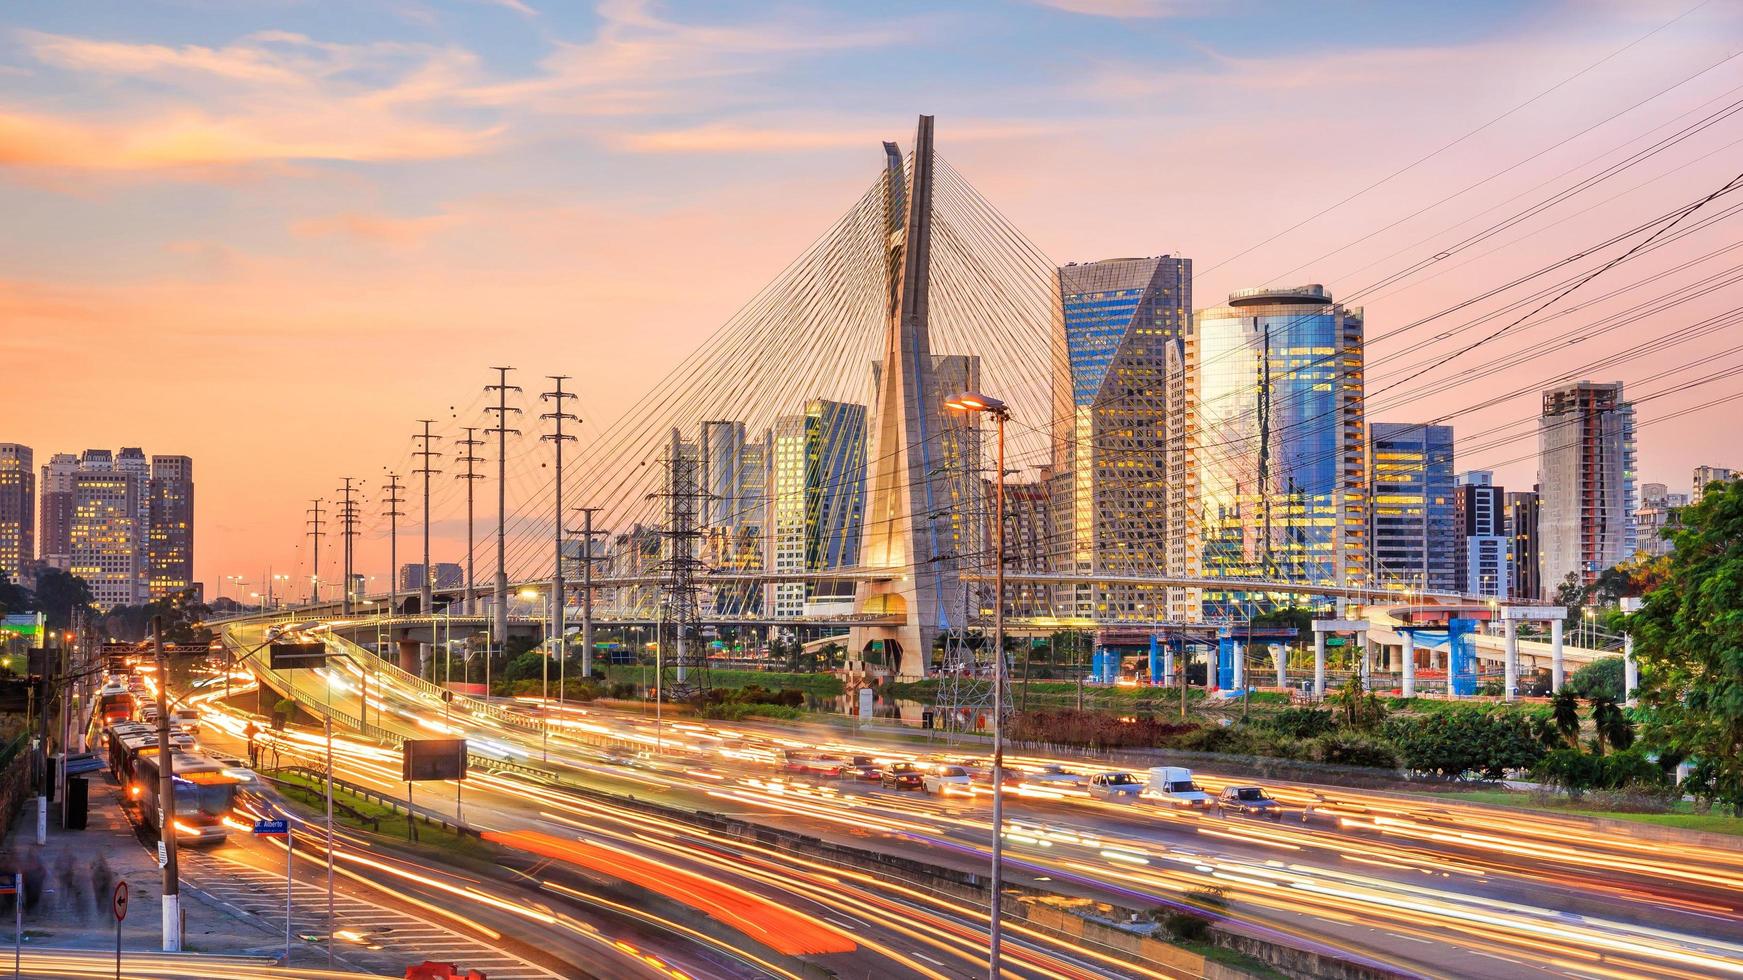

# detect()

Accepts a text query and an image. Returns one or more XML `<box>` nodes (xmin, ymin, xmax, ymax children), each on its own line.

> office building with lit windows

<box><xmin>769</xmin><ymin>399</ymin><xmax>867</xmax><ymax>619</ymax></box>
<box><xmin>0</xmin><ymin>445</ymin><xmax>32</xmax><ymax>585</ymax></box>
<box><xmin>1507</xmin><ymin>489</ymin><xmax>1542</xmax><ymax>600</ymax></box>
<box><xmin>1052</xmin><ymin>255</ymin><xmax>1193</xmax><ymax>622</ymax></box>
<box><xmin>38</xmin><ymin>454</ymin><xmax>76</xmax><ymax>571</ymax></box>
<box><xmin>1455</xmin><ymin>470</ymin><xmax>1508</xmax><ymax>599</ymax></box>
<box><xmin>1368</xmin><ymin>423</ymin><xmax>1455</xmax><ymax>594</ymax></box>
<box><xmin>1537</xmin><ymin>381</ymin><xmax>1635</xmax><ymax>590</ymax></box>
<box><xmin>147</xmin><ymin>455</ymin><xmax>195</xmax><ymax>599</ymax></box>
<box><xmin>1191</xmin><ymin>285</ymin><xmax>1367</xmax><ymax>613</ymax></box>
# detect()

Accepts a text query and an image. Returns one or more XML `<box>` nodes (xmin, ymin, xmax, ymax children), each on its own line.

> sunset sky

<box><xmin>3</xmin><ymin>0</ymin><xmax>1740</xmax><ymax>601</ymax></box>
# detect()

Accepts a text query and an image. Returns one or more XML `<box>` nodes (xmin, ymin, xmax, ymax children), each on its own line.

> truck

<box><xmin>1144</xmin><ymin>766</ymin><xmax>1212</xmax><ymax>809</ymax></box>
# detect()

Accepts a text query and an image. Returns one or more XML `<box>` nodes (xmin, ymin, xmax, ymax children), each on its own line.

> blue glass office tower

<box><xmin>1191</xmin><ymin>285</ymin><xmax>1367</xmax><ymax>614</ymax></box>
<box><xmin>1053</xmin><ymin>256</ymin><xmax>1192</xmax><ymax>621</ymax></box>
<box><xmin>1368</xmin><ymin>422</ymin><xmax>1457</xmax><ymax>594</ymax></box>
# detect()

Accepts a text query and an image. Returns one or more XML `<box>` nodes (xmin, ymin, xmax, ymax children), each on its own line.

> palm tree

<box><xmin>1591</xmin><ymin>695</ymin><xmax>1633</xmax><ymax>754</ymax></box>
<box><xmin>1550</xmin><ymin>688</ymin><xmax>1581</xmax><ymax>747</ymax></box>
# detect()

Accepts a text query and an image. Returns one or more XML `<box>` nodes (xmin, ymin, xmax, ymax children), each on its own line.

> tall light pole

<box><xmin>456</xmin><ymin>428</ymin><xmax>485</xmax><ymax>615</ymax></box>
<box><xmin>944</xmin><ymin>389</ymin><xmax>1008</xmax><ymax>980</ymax></box>
<box><xmin>413</xmin><ymin>421</ymin><xmax>443</xmax><ymax>620</ymax></box>
<box><xmin>542</xmin><ymin>376</ymin><xmax>578</xmax><ymax>716</ymax></box>
<box><xmin>485</xmin><ymin>368</ymin><xmax>521</xmax><ymax>662</ymax></box>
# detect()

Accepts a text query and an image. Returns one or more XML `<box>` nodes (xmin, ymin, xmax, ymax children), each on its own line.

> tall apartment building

<box><xmin>990</xmin><ymin>472</ymin><xmax>1056</xmax><ymax>619</ymax></box>
<box><xmin>1537</xmin><ymin>382</ymin><xmax>1636</xmax><ymax>590</ymax></box>
<box><xmin>0</xmin><ymin>445</ymin><xmax>32</xmax><ymax>584</ymax></box>
<box><xmin>1455</xmin><ymin>470</ymin><xmax>1508</xmax><ymax>599</ymax></box>
<box><xmin>769</xmin><ymin>399</ymin><xmax>867</xmax><ymax>619</ymax></box>
<box><xmin>1368</xmin><ymin>423</ymin><xmax>1456</xmax><ymax>594</ymax></box>
<box><xmin>1506</xmin><ymin>489</ymin><xmax>1541</xmax><ymax>600</ymax></box>
<box><xmin>38</xmin><ymin>454</ymin><xmax>77</xmax><ymax>571</ymax></box>
<box><xmin>1691</xmin><ymin>465</ymin><xmax>1736</xmax><ymax>504</ymax></box>
<box><xmin>69</xmin><ymin>449</ymin><xmax>149</xmax><ymax>608</ymax></box>
<box><xmin>1632</xmin><ymin>482</ymin><xmax>1687</xmax><ymax>557</ymax></box>
<box><xmin>1052</xmin><ymin>255</ymin><xmax>1192</xmax><ymax>622</ymax></box>
<box><xmin>398</xmin><ymin>562</ymin><xmax>463</xmax><ymax>591</ymax></box>
<box><xmin>1192</xmin><ymin>285</ymin><xmax>1367</xmax><ymax>614</ymax></box>
<box><xmin>147</xmin><ymin>455</ymin><xmax>195</xmax><ymax>598</ymax></box>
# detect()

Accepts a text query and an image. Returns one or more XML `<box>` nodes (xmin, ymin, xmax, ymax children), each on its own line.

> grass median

<box><xmin>272</xmin><ymin>770</ymin><xmax>501</xmax><ymax>861</ymax></box>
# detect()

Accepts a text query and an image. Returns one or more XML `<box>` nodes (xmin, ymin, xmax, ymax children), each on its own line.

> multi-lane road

<box><xmin>215</xmin><ymin>621</ymin><xmax>1743</xmax><ymax>979</ymax></box>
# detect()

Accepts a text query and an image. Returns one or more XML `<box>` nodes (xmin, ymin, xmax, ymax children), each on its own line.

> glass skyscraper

<box><xmin>1191</xmin><ymin>285</ymin><xmax>1366</xmax><ymax>614</ymax></box>
<box><xmin>1367</xmin><ymin>423</ymin><xmax>1456</xmax><ymax>594</ymax></box>
<box><xmin>1052</xmin><ymin>255</ymin><xmax>1192</xmax><ymax>621</ymax></box>
<box><xmin>770</xmin><ymin>399</ymin><xmax>866</xmax><ymax>618</ymax></box>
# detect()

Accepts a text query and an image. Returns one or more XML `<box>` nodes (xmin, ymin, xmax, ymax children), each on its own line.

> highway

<box><xmin>218</xmin><ymin>621</ymin><xmax>1743</xmax><ymax>979</ymax></box>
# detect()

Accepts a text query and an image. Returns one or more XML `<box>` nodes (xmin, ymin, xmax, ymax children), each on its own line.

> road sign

<box><xmin>112</xmin><ymin>881</ymin><xmax>128</xmax><ymax>922</ymax></box>
<box><xmin>156</xmin><ymin>841</ymin><xmax>167</xmax><ymax>868</ymax></box>
<box><xmin>401</xmin><ymin>738</ymin><xmax>467</xmax><ymax>782</ymax></box>
<box><xmin>268</xmin><ymin>642</ymin><xmax>328</xmax><ymax>669</ymax></box>
<box><xmin>252</xmin><ymin>819</ymin><xmax>289</xmax><ymax>837</ymax></box>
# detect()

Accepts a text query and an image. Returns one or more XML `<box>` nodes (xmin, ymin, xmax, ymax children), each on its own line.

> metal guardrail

<box><xmin>262</xmin><ymin>763</ymin><xmax>479</xmax><ymax>839</ymax></box>
<box><xmin>321</xmin><ymin>631</ymin><xmax>544</xmax><ymax>733</ymax></box>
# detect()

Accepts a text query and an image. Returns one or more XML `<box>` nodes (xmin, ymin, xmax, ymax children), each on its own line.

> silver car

<box><xmin>1087</xmin><ymin>772</ymin><xmax>1143</xmax><ymax>800</ymax></box>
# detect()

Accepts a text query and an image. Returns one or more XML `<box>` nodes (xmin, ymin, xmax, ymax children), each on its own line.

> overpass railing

<box><xmin>321</xmin><ymin>631</ymin><xmax>545</xmax><ymax>733</ymax></box>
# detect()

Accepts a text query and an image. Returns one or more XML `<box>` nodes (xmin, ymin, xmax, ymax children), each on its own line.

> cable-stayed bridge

<box><xmin>253</xmin><ymin>115</ymin><xmax>1617</xmax><ymax>687</ymax></box>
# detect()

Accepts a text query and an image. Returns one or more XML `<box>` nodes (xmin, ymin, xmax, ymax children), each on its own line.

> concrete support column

<box><xmin>1503</xmin><ymin>619</ymin><xmax>1519</xmax><ymax>702</ymax></box>
<box><xmin>1358</xmin><ymin>631</ymin><xmax>1370</xmax><ymax>690</ymax></box>
<box><xmin>1313</xmin><ymin>631</ymin><xmax>1326</xmax><ymax>697</ymax></box>
<box><xmin>1624</xmin><ymin>632</ymin><xmax>1638</xmax><ymax>706</ymax></box>
<box><xmin>1401</xmin><ymin>631</ymin><xmax>1416</xmax><ymax>699</ymax></box>
<box><xmin>1162</xmin><ymin>643</ymin><xmax>1174</xmax><ymax>688</ymax></box>
<box><xmin>1550</xmin><ymin>618</ymin><xmax>1565</xmax><ymax>693</ymax></box>
<box><xmin>1273</xmin><ymin>644</ymin><xmax>1286</xmax><ymax>688</ymax></box>
<box><xmin>1232</xmin><ymin>643</ymin><xmax>1244</xmax><ymax>689</ymax></box>
<box><xmin>397</xmin><ymin>639</ymin><xmax>420</xmax><ymax>674</ymax></box>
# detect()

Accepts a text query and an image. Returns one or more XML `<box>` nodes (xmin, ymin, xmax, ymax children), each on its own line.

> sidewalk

<box><xmin>0</xmin><ymin>771</ymin><xmax>300</xmax><ymax>960</ymax></box>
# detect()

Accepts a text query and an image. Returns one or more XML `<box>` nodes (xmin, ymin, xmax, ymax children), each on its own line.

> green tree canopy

<box><xmin>32</xmin><ymin>569</ymin><xmax>94</xmax><ymax>630</ymax></box>
<box><xmin>1631</xmin><ymin>479</ymin><xmax>1743</xmax><ymax>815</ymax></box>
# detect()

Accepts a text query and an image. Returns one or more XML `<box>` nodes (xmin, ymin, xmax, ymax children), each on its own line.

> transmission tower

<box><xmin>305</xmin><ymin>498</ymin><xmax>325</xmax><ymax>604</ymax></box>
<box><xmin>647</xmin><ymin>429</ymin><xmax>709</xmax><ymax>702</ymax></box>
<box><xmin>412</xmin><ymin>420</ymin><xmax>444</xmax><ymax>616</ymax></box>
<box><xmin>484</xmin><ymin>368</ymin><xmax>521</xmax><ymax>652</ymax></box>
<box><xmin>455</xmin><ymin>428</ymin><xmax>485</xmax><ymax>614</ymax></box>
<box><xmin>382</xmin><ymin>473</ymin><xmax>405</xmax><ymax>617</ymax></box>
<box><xmin>336</xmin><ymin>478</ymin><xmax>362</xmax><ymax>615</ymax></box>
<box><xmin>541</xmin><ymin>376</ymin><xmax>579</xmax><ymax>709</ymax></box>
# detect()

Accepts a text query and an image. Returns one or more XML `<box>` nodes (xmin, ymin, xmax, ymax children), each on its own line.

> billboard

<box><xmin>401</xmin><ymin>738</ymin><xmax>467</xmax><ymax>782</ymax></box>
<box><xmin>268</xmin><ymin>642</ymin><xmax>328</xmax><ymax>669</ymax></box>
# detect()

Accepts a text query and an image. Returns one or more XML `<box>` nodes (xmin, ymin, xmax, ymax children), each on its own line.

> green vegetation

<box><xmin>1632</xmin><ymin>479</ymin><xmax>1743</xmax><ymax>816</ymax></box>
<box><xmin>1566</xmin><ymin>656</ymin><xmax>1625</xmax><ymax>701</ymax></box>
<box><xmin>274</xmin><ymin>771</ymin><xmax>498</xmax><ymax>862</ymax></box>
<box><xmin>1414</xmin><ymin>787</ymin><xmax>1743</xmax><ymax>837</ymax></box>
<box><xmin>600</xmin><ymin>665</ymin><xmax>845</xmax><ymax>697</ymax></box>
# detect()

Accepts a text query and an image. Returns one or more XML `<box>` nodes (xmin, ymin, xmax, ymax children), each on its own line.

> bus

<box><xmin>132</xmin><ymin>750</ymin><xmax>244</xmax><ymax>845</ymax></box>
<box><xmin>98</xmin><ymin>685</ymin><xmax>134</xmax><ymax>725</ymax></box>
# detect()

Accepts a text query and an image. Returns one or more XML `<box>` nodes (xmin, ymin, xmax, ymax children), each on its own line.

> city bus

<box><xmin>132</xmin><ymin>750</ymin><xmax>244</xmax><ymax>845</ymax></box>
<box><xmin>98</xmin><ymin>685</ymin><xmax>134</xmax><ymax>725</ymax></box>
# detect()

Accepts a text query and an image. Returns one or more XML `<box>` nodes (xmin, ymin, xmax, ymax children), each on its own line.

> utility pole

<box><xmin>413</xmin><ymin>420</ymin><xmax>443</xmax><ymax>622</ymax></box>
<box><xmin>456</xmin><ymin>428</ymin><xmax>485</xmax><ymax>615</ymax></box>
<box><xmin>485</xmin><ymin>368</ymin><xmax>521</xmax><ymax>665</ymax></box>
<box><xmin>152</xmin><ymin>618</ymin><xmax>181</xmax><ymax>952</ymax></box>
<box><xmin>541</xmin><ymin>376</ymin><xmax>578</xmax><ymax>721</ymax></box>
<box><xmin>382</xmin><ymin>474</ymin><xmax>405</xmax><ymax>620</ymax></box>
<box><xmin>336</xmin><ymin>478</ymin><xmax>361</xmax><ymax>616</ymax></box>
<box><xmin>571</xmin><ymin>507</ymin><xmax>604</xmax><ymax>681</ymax></box>
<box><xmin>305</xmin><ymin>498</ymin><xmax>325</xmax><ymax>605</ymax></box>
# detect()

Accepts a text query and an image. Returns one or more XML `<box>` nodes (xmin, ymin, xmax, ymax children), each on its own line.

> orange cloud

<box><xmin>291</xmin><ymin>211</ymin><xmax>462</xmax><ymax>246</ymax></box>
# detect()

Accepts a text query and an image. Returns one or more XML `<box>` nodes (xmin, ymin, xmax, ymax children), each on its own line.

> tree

<box><xmin>1550</xmin><ymin>689</ymin><xmax>1581</xmax><ymax>748</ymax></box>
<box><xmin>1630</xmin><ymin>479</ymin><xmax>1743</xmax><ymax>815</ymax></box>
<box><xmin>1590</xmin><ymin>695</ymin><xmax>1633</xmax><ymax>755</ymax></box>
<box><xmin>1328</xmin><ymin>675</ymin><xmax>1386</xmax><ymax>730</ymax></box>
<box><xmin>32</xmin><ymin>569</ymin><xmax>93</xmax><ymax>630</ymax></box>
<box><xmin>1566</xmin><ymin>656</ymin><xmax>1624</xmax><ymax>701</ymax></box>
<box><xmin>0</xmin><ymin>575</ymin><xmax>29</xmax><ymax>619</ymax></box>
<box><xmin>1383</xmin><ymin>708</ymin><xmax>1546</xmax><ymax>781</ymax></box>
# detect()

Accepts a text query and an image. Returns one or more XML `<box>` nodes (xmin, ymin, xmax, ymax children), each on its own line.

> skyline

<box><xmin>4</xmin><ymin>0</ymin><xmax>1742</xmax><ymax>598</ymax></box>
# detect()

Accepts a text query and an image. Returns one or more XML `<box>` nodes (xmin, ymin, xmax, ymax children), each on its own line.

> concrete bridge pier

<box><xmin>398</xmin><ymin>639</ymin><xmax>421</xmax><ymax>675</ymax></box>
<box><xmin>1503</xmin><ymin>619</ymin><xmax>1519</xmax><ymax>700</ymax></box>
<box><xmin>1272</xmin><ymin>644</ymin><xmax>1286</xmax><ymax>688</ymax></box>
<box><xmin>1550</xmin><ymin>619</ymin><xmax>1566</xmax><ymax>693</ymax></box>
<box><xmin>1401</xmin><ymin>631</ymin><xmax>1416</xmax><ymax>698</ymax></box>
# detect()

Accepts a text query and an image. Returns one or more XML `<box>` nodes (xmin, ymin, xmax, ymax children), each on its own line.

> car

<box><xmin>839</xmin><ymin>756</ymin><xmax>882</xmax><ymax>781</ymax></box>
<box><xmin>1024</xmin><ymin>764</ymin><xmax>1084</xmax><ymax>787</ymax></box>
<box><xmin>880</xmin><ymin>762</ymin><xmax>924</xmax><ymax>790</ymax></box>
<box><xmin>923</xmin><ymin>765</ymin><xmax>975</xmax><ymax>796</ymax></box>
<box><xmin>1218</xmin><ymin>785</ymin><xmax>1284</xmax><ymax>818</ymax></box>
<box><xmin>1087</xmin><ymin>772</ymin><xmax>1143</xmax><ymax>800</ymax></box>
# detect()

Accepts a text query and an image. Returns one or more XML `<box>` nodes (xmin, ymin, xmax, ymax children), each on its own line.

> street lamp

<box><xmin>942</xmin><ymin>388</ymin><xmax>1008</xmax><ymax>980</ymax></box>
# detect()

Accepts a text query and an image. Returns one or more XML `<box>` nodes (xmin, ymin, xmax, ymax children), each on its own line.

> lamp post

<box><xmin>943</xmin><ymin>389</ymin><xmax>1008</xmax><ymax>980</ymax></box>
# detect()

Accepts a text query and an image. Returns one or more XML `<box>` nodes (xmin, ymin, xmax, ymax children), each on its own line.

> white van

<box><xmin>1145</xmin><ymin>766</ymin><xmax>1212</xmax><ymax>809</ymax></box>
